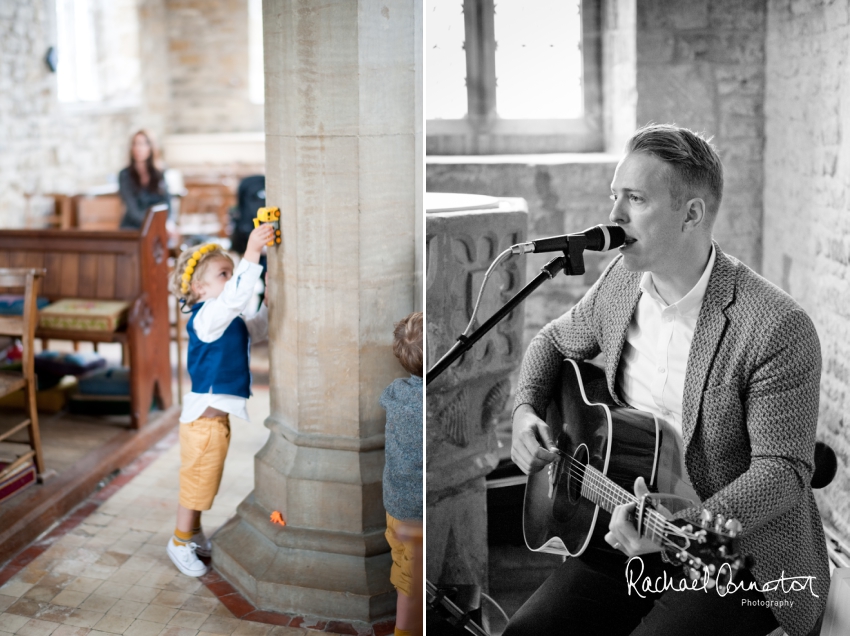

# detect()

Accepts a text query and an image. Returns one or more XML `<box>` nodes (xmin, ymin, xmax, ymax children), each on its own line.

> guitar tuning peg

<box><xmin>705</xmin><ymin>576</ymin><xmax>716</xmax><ymax>590</ymax></box>
<box><xmin>688</xmin><ymin>567</ymin><xmax>700</xmax><ymax>582</ymax></box>
<box><xmin>724</xmin><ymin>518</ymin><xmax>742</xmax><ymax>537</ymax></box>
<box><xmin>700</xmin><ymin>509</ymin><xmax>713</xmax><ymax>528</ymax></box>
<box><xmin>714</xmin><ymin>514</ymin><xmax>726</xmax><ymax>532</ymax></box>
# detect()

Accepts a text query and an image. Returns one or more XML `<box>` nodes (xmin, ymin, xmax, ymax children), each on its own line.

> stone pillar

<box><xmin>425</xmin><ymin>194</ymin><xmax>527</xmax><ymax>590</ymax></box>
<box><xmin>212</xmin><ymin>0</ymin><xmax>421</xmax><ymax>624</ymax></box>
<box><xmin>602</xmin><ymin>0</ymin><xmax>636</xmax><ymax>155</ymax></box>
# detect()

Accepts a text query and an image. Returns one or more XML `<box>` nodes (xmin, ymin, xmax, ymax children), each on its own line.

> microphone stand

<box><xmin>426</xmin><ymin>237</ymin><xmax>589</xmax><ymax>385</ymax></box>
<box><xmin>426</xmin><ymin>579</ymin><xmax>490</xmax><ymax>636</ymax></box>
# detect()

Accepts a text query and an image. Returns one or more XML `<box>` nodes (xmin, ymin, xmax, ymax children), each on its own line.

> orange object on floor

<box><xmin>270</xmin><ymin>511</ymin><xmax>286</xmax><ymax>526</ymax></box>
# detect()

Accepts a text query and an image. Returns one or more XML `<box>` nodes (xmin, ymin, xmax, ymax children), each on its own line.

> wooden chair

<box><xmin>0</xmin><ymin>268</ymin><xmax>46</xmax><ymax>479</ymax></box>
<box><xmin>42</xmin><ymin>194</ymin><xmax>77</xmax><ymax>229</ymax></box>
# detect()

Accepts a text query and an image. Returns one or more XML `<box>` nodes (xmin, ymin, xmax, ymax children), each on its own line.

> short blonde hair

<box><xmin>169</xmin><ymin>244</ymin><xmax>232</xmax><ymax>307</ymax></box>
<box><xmin>393</xmin><ymin>312</ymin><xmax>423</xmax><ymax>377</ymax></box>
<box><xmin>626</xmin><ymin>124</ymin><xmax>724</xmax><ymax>217</ymax></box>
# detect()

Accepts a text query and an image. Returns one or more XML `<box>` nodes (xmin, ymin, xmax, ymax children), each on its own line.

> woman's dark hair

<box><xmin>128</xmin><ymin>130</ymin><xmax>164</xmax><ymax>194</ymax></box>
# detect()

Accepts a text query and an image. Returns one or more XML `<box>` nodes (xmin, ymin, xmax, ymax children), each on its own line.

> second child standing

<box><xmin>166</xmin><ymin>222</ymin><xmax>276</xmax><ymax>577</ymax></box>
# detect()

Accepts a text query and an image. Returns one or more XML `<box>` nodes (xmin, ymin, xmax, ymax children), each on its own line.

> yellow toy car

<box><xmin>253</xmin><ymin>207</ymin><xmax>282</xmax><ymax>246</ymax></box>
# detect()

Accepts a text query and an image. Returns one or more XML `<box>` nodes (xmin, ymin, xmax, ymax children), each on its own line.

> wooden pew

<box><xmin>0</xmin><ymin>206</ymin><xmax>172</xmax><ymax>428</ymax></box>
<box><xmin>75</xmin><ymin>194</ymin><xmax>124</xmax><ymax>230</ymax></box>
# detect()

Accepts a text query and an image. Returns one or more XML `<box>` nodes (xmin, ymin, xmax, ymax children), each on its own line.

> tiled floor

<box><xmin>0</xmin><ymin>342</ymin><xmax>391</xmax><ymax>635</ymax></box>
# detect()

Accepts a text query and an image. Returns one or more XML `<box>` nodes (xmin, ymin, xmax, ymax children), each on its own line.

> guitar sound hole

<box><xmin>569</xmin><ymin>445</ymin><xmax>589</xmax><ymax>503</ymax></box>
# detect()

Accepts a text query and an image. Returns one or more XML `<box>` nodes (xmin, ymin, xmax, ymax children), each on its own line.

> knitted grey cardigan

<box><xmin>381</xmin><ymin>375</ymin><xmax>423</xmax><ymax>521</ymax></box>
<box><xmin>515</xmin><ymin>244</ymin><xmax>829</xmax><ymax>636</ymax></box>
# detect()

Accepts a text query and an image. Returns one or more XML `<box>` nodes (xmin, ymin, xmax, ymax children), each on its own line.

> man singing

<box><xmin>507</xmin><ymin>125</ymin><xmax>829</xmax><ymax>636</ymax></box>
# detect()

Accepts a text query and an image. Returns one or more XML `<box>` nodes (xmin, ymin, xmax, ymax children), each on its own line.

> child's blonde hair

<box><xmin>393</xmin><ymin>312</ymin><xmax>423</xmax><ymax>377</ymax></box>
<box><xmin>169</xmin><ymin>243</ymin><xmax>232</xmax><ymax>307</ymax></box>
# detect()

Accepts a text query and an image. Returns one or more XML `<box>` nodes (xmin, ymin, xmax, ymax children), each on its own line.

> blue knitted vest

<box><xmin>186</xmin><ymin>302</ymin><xmax>251</xmax><ymax>398</ymax></box>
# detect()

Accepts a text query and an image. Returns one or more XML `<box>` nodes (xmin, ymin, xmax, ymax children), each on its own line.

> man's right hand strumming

<box><xmin>511</xmin><ymin>404</ymin><xmax>559</xmax><ymax>475</ymax></box>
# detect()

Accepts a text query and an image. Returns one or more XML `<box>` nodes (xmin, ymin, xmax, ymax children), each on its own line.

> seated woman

<box><xmin>119</xmin><ymin>130</ymin><xmax>172</xmax><ymax>229</ymax></box>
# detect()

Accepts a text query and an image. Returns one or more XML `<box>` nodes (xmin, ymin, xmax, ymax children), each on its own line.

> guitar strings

<box><xmin>579</xmin><ymin>468</ymin><xmax>691</xmax><ymax>554</ymax></box>
<box><xmin>578</xmin><ymin>464</ymin><xmax>684</xmax><ymax>549</ymax></box>
<box><xmin>579</xmin><ymin>467</ymin><xmax>691</xmax><ymax>554</ymax></box>
<box><xmin>555</xmin><ymin>457</ymin><xmax>695</xmax><ymax>553</ymax></box>
<box><xmin>547</xmin><ymin>454</ymin><xmax>737</xmax><ymax>582</ymax></box>
<box><xmin>567</xmin><ymin>460</ymin><xmax>686</xmax><ymax>546</ymax></box>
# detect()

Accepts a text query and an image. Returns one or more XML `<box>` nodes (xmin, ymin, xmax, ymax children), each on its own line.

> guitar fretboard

<box><xmin>578</xmin><ymin>461</ymin><xmax>670</xmax><ymax>545</ymax></box>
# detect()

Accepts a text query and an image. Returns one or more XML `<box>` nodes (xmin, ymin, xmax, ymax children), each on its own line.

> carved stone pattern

<box><xmin>481</xmin><ymin>379</ymin><xmax>511</xmax><ymax>432</ymax></box>
<box><xmin>439</xmin><ymin>388</ymin><xmax>470</xmax><ymax>447</ymax></box>
<box><xmin>449</xmin><ymin>233</ymin><xmax>521</xmax><ymax>373</ymax></box>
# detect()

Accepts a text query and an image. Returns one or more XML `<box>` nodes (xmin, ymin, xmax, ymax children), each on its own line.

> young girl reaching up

<box><xmin>166</xmin><ymin>222</ymin><xmax>275</xmax><ymax>576</ymax></box>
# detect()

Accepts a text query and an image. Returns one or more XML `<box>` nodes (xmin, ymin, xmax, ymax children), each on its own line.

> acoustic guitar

<box><xmin>522</xmin><ymin>359</ymin><xmax>749</xmax><ymax>589</ymax></box>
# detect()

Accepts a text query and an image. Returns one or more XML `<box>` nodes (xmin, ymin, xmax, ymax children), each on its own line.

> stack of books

<box><xmin>0</xmin><ymin>457</ymin><xmax>36</xmax><ymax>504</ymax></box>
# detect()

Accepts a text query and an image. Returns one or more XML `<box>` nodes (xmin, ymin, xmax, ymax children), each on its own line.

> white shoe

<box><xmin>192</xmin><ymin>529</ymin><xmax>212</xmax><ymax>557</ymax></box>
<box><xmin>166</xmin><ymin>539</ymin><xmax>208</xmax><ymax>577</ymax></box>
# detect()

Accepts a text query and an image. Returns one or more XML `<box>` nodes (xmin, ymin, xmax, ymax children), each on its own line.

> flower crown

<box><xmin>180</xmin><ymin>244</ymin><xmax>220</xmax><ymax>294</ymax></box>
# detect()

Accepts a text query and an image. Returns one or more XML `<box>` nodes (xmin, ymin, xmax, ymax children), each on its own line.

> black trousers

<box><xmin>502</xmin><ymin>541</ymin><xmax>780</xmax><ymax>636</ymax></box>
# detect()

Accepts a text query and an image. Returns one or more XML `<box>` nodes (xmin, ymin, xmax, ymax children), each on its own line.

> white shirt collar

<box><xmin>639</xmin><ymin>245</ymin><xmax>716</xmax><ymax>316</ymax></box>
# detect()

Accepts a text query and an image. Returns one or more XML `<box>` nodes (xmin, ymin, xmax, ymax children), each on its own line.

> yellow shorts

<box><xmin>178</xmin><ymin>415</ymin><xmax>231</xmax><ymax>511</ymax></box>
<box><xmin>385</xmin><ymin>512</ymin><xmax>416</xmax><ymax>597</ymax></box>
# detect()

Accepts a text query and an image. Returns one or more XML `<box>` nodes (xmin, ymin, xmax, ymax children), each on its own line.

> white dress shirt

<box><xmin>616</xmin><ymin>246</ymin><xmax>716</xmax><ymax>494</ymax></box>
<box><xmin>179</xmin><ymin>259</ymin><xmax>268</xmax><ymax>424</ymax></box>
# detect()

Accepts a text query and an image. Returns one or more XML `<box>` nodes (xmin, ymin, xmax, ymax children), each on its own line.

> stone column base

<box><xmin>426</xmin><ymin>478</ymin><xmax>489</xmax><ymax>588</ymax></box>
<box><xmin>212</xmin><ymin>493</ymin><xmax>396</xmax><ymax>622</ymax></box>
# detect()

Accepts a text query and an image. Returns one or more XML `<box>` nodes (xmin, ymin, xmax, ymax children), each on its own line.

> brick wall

<box><xmin>636</xmin><ymin>0</ymin><xmax>767</xmax><ymax>269</ymax></box>
<box><xmin>763</xmin><ymin>0</ymin><xmax>850</xmax><ymax>538</ymax></box>
<box><xmin>165</xmin><ymin>0</ymin><xmax>263</xmax><ymax>134</ymax></box>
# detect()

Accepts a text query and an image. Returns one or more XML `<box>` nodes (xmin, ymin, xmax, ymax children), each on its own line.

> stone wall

<box><xmin>636</xmin><ymin>0</ymin><xmax>767</xmax><ymax>270</ymax></box>
<box><xmin>0</xmin><ymin>0</ymin><xmax>169</xmax><ymax>228</ymax></box>
<box><xmin>0</xmin><ymin>0</ymin><xmax>262</xmax><ymax>227</ymax></box>
<box><xmin>602</xmin><ymin>0</ymin><xmax>637</xmax><ymax>154</ymax></box>
<box><xmin>763</xmin><ymin>0</ymin><xmax>850</xmax><ymax>538</ymax></box>
<box><xmin>426</xmin><ymin>157</ymin><xmax>620</xmax><ymax>356</ymax></box>
<box><xmin>427</xmin><ymin>0</ymin><xmax>769</xmax><ymax>353</ymax></box>
<box><xmin>165</xmin><ymin>0</ymin><xmax>264</xmax><ymax>134</ymax></box>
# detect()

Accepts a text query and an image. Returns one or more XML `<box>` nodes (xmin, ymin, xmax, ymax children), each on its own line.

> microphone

<box><xmin>512</xmin><ymin>224</ymin><xmax>626</xmax><ymax>255</ymax></box>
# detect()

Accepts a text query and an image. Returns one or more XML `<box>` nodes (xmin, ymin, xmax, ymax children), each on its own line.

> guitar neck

<box><xmin>579</xmin><ymin>463</ymin><xmax>669</xmax><ymax>544</ymax></box>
